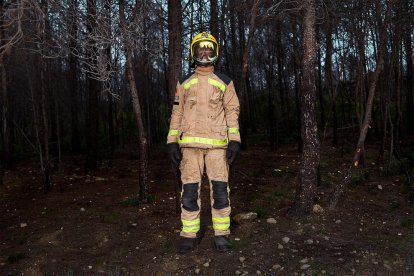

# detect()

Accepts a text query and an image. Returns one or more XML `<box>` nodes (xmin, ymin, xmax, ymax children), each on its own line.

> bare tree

<box><xmin>119</xmin><ymin>0</ymin><xmax>149</xmax><ymax>201</ymax></box>
<box><xmin>328</xmin><ymin>0</ymin><xmax>395</xmax><ymax>209</ymax></box>
<box><xmin>288</xmin><ymin>0</ymin><xmax>320</xmax><ymax>217</ymax></box>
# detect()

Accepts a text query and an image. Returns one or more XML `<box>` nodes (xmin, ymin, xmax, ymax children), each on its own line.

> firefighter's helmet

<box><xmin>190</xmin><ymin>32</ymin><xmax>218</xmax><ymax>66</ymax></box>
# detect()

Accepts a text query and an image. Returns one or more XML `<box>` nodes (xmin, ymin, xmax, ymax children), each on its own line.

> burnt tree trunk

<box><xmin>85</xmin><ymin>0</ymin><xmax>99</xmax><ymax>171</ymax></box>
<box><xmin>209</xmin><ymin>0</ymin><xmax>218</xmax><ymax>39</ymax></box>
<box><xmin>69</xmin><ymin>0</ymin><xmax>81</xmax><ymax>154</ymax></box>
<box><xmin>288</xmin><ymin>0</ymin><xmax>320</xmax><ymax>217</ymax></box>
<box><xmin>119</xmin><ymin>0</ymin><xmax>149</xmax><ymax>201</ymax></box>
<box><xmin>167</xmin><ymin>0</ymin><xmax>182</xmax><ymax>112</ymax></box>
<box><xmin>404</xmin><ymin>0</ymin><xmax>414</xmax><ymax>134</ymax></box>
<box><xmin>324</xmin><ymin>8</ymin><xmax>337</xmax><ymax>146</ymax></box>
<box><xmin>328</xmin><ymin>0</ymin><xmax>394</xmax><ymax>209</ymax></box>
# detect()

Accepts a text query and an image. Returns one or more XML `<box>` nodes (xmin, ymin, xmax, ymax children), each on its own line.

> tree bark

<box><xmin>289</xmin><ymin>0</ymin><xmax>320</xmax><ymax>217</ymax></box>
<box><xmin>69</xmin><ymin>0</ymin><xmax>81</xmax><ymax>154</ymax></box>
<box><xmin>119</xmin><ymin>0</ymin><xmax>149</xmax><ymax>201</ymax></box>
<box><xmin>209</xmin><ymin>0</ymin><xmax>218</xmax><ymax>39</ymax></box>
<box><xmin>85</xmin><ymin>0</ymin><xmax>99</xmax><ymax>171</ymax></box>
<box><xmin>324</xmin><ymin>8</ymin><xmax>337</xmax><ymax>146</ymax></box>
<box><xmin>167</xmin><ymin>0</ymin><xmax>182</xmax><ymax>112</ymax></box>
<box><xmin>404</xmin><ymin>0</ymin><xmax>414</xmax><ymax>134</ymax></box>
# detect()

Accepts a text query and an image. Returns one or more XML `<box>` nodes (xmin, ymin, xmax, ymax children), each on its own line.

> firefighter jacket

<box><xmin>167</xmin><ymin>66</ymin><xmax>240</xmax><ymax>148</ymax></box>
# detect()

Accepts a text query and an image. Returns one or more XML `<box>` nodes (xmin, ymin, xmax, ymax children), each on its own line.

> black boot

<box><xmin>179</xmin><ymin>233</ymin><xmax>202</xmax><ymax>254</ymax></box>
<box><xmin>214</xmin><ymin>235</ymin><xmax>231</xmax><ymax>253</ymax></box>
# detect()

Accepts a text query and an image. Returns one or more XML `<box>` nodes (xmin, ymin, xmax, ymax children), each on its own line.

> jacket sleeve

<box><xmin>223</xmin><ymin>80</ymin><xmax>241</xmax><ymax>142</ymax></box>
<box><xmin>167</xmin><ymin>82</ymin><xmax>184</xmax><ymax>144</ymax></box>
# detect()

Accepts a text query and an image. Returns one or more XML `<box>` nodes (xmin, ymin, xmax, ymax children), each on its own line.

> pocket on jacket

<box><xmin>209</xmin><ymin>90</ymin><xmax>222</xmax><ymax>105</ymax></box>
<box><xmin>208</xmin><ymin>90</ymin><xmax>223</xmax><ymax>119</ymax></box>
<box><xmin>186</xmin><ymin>96</ymin><xmax>197</xmax><ymax>109</ymax></box>
<box><xmin>211</xmin><ymin>125</ymin><xmax>228</xmax><ymax>139</ymax></box>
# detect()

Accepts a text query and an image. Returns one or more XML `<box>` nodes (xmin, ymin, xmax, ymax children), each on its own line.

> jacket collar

<box><xmin>195</xmin><ymin>65</ymin><xmax>214</xmax><ymax>76</ymax></box>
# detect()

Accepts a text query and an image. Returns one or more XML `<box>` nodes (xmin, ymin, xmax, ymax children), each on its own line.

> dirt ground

<box><xmin>1</xmin><ymin>143</ymin><xmax>414</xmax><ymax>276</ymax></box>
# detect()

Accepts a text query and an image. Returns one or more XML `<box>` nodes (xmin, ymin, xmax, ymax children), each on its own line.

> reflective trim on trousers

<box><xmin>212</xmin><ymin>216</ymin><xmax>230</xmax><ymax>231</ymax></box>
<box><xmin>182</xmin><ymin>218</ymin><xmax>200</xmax><ymax>233</ymax></box>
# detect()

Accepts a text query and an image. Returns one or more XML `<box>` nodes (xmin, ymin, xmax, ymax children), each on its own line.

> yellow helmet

<box><xmin>190</xmin><ymin>32</ymin><xmax>218</xmax><ymax>66</ymax></box>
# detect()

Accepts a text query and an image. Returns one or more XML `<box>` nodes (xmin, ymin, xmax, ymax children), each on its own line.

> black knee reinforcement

<box><xmin>182</xmin><ymin>183</ymin><xmax>199</xmax><ymax>211</ymax></box>
<box><xmin>212</xmin><ymin>181</ymin><xmax>229</xmax><ymax>209</ymax></box>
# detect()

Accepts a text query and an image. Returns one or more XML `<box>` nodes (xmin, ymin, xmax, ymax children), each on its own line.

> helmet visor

<box><xmin>192</xmin><ymin>40</ymin><xmax>218</xmax><ymax>62</ymax></box>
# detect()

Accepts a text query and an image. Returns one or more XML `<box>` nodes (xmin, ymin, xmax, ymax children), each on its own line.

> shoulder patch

<box><xmin>179</xmin><ymin>72</ymin><xmax>195</xmax><ymax>84</ymax></box>
<box><xmin>214</xmin><ymin>72</ymin><xmax>232</xmax><ymax>85</ymax></box>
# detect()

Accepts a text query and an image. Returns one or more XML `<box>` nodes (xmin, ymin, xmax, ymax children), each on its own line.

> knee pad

<box><xmin>181</xmin><ymin>183</ymin><xmax>199</xmax><ymax>211</ymax></box>
<box><xmin>212</xmin><ymin>181</ymin><xmax>229</xmax><ymax>209</ymax></box>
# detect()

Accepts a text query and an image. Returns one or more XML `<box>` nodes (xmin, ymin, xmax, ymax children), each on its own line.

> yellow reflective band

<box><xmin>182</xmin><ymin>226</ymin><xmax>200</xmax><ymax>233</ymax></box>
<box><xmin>182</xmin><ymin>218</ymin><xmax>200</xmax><ymax>233</ymax></box>
<box><xmin>182</xmin><ymin>218</ymin><xmax>200</xmax><ymax>227</ymax></box>
<box><xmin>183</xmin><ymin>78</ymin><xmax>198</xmax><ymax>90</ymax></box>
<box><xmin>228</xmin><ymin>128</ymin><xmax>239</xmax><ymax>134</ymax></box>
<box><xmin>212</xmin><ymin>223</ymin><xmax>230</xmax><ymax>231</ymax></box>
<box><xmin>168</xmin><ymin>130</ymin><xmax>178</xmax><ymax>136</ymax></box>
<box><xmin>208</xmin><ymin>78</ymin><xmax>226</xmax><ymax>92</ymax></box>
<box><xmin>178</xmin><ymin>136</ymin><xmax>228</xmax><ymax>146</ymax></box>
<box><xmin>212</xmin><ymin>216</ymin><xmax>230</xmax><ymax>224</ymax></box>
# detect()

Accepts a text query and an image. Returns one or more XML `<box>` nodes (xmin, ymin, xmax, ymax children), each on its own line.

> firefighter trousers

<box><xmin>179</xmin><ymin>147</ymin><xmax>231</xmax><ymax>238</ymax></box>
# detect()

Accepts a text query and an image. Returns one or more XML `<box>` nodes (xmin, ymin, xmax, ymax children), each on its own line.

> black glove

<box><xmin>167</xmin><ymin>143</ymin><xmax>182</xmax><ymax>166</ymax></box>
<box><xmin>226</xmin><ymin>141</ymin><xmax>241</xmax><ymax>165</ymax></box>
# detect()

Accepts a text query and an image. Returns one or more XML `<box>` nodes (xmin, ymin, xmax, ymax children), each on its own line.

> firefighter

<box><xmin>167</xmin><ymin>32</ymin><xmax>241</xmax><ymax>253</ymax></box>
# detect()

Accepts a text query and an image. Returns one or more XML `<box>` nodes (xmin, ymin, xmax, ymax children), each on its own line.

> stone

<box><xmin>282</xmin><ymin>237</ymin><xmax>290</xmax><ymax>243</ymax></box>
<box><xmin>272</xmin><ymin>264</ymin><xmax>282</xmax><ymax>270</ymax></box>
<box><xmin>312</xmin><ymin>204</ymin><xmax>324</xmax><ymax>213</ymax></box>
<box><xmin>20</xmin><ymin>223</ymin><xmax>28</xmax><ymax>228</ymax></box>
<box><xmin>239</xmin><ymin>257</ymin><xmax>246</xmax><ymax>262</ymax></box>
<box><xmin>300</xmin><ymin>264</ymin><xmax>310</xmax><ymax>270</ymax></box>
<box><xmin>300</xmin><ymin>258</ymin><xmax>308</xmax><ymax>264</ymax></box>
<box><xmin>195</xmin><ymin>268</ymin><xmax>200</xmax><ymax>274</ymax></box>
<box><xmin>203</xmin><ymin>262</ymin><xmax>210</xmax><ymax>267</ymax></box>
<box><xmin>305</xmin><ymin>239</ymin><xmax>313</xmax><ymax>244</ymax></box>
<box><xmin>266</xmin><ymin>218</ymin><xmax>277</xmax><ymax>224</ymax></box>
<box><xmin>277</xmin><ymin>243</ymin><xmax>284</xmax><ymax>249</ymax></box>
<box><xmin>233</xmin><ymin>212</ymin><xmax>258</xmax><ymax>224</ymax></box>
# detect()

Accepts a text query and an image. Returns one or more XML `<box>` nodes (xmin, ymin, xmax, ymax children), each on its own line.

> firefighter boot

<box><xmin>179</xmin><ymin>231</ymin><xmax>202</xmax><ymax>254</ymax></box>
<box><xmin>214</xmin><ymin>235</ymin><xmax>231</xmax><ymax>253</ymax></box>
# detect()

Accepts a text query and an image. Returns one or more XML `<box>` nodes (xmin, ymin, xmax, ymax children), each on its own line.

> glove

<box><xmin>226</xmin><ymin>141</ymin><xmax>241</xmax><ymax>165</ymax></box>
<box><xmin>167</xmin><ymin>143</ymin><xmax>182</xmax><ymax>166</ymax></box>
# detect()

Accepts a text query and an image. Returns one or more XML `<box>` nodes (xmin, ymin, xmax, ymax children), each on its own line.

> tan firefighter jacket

<box><xmin>167</xmin><ymin>66</ymin><xmax>240</xmax><ymax>148</ymax></box>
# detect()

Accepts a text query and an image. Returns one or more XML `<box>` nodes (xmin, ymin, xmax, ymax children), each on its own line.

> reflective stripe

<box><xmin>212</xmin><ymin>223</ymin><xmax>230</xmax><ymax>231</ymax></box>
<box><xmin>212</xmin><ymin>216</ymin><xmax>230</xmax><ymax>231</ymax></box>
<box><xmin>168</xmin><ymin>130</ymin><xmax>178</xmax><ymax>136</ymax></box>
<box><xmin>178</xmin><ymin>136</ymin><xmax>228</xmax><ymax>146</ymax></box>
<box><xmin>183</xmin><ymin>78</ymin><xmax>198</xmax><ymax>90</ymax></box>
<box><xmin>182</xmin><ymin>218</ymin><xmax>200</xmax><ymax>233</ymax></box>
<box><xmin>208</xmin><ymin>78</ymin><xmax>226</xmax><ymax>92</ymax></box>
<box><xmin>212</xmin><ymin>217</ymin><xmax>230</xmax><ymax>224</ymax></box>
<box><xmin>182</xmin><ymin>218</ymin><xmax>200</xmax><ymax>226</ymax></box>
<box><xmin>228</xmin><ymin>128</ymin><xmax>239</xmax><ymax>134</ymax></box>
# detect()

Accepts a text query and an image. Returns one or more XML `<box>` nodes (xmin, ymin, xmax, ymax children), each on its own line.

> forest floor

<box><xmin>1</xmin><ymin>138</ymin><xmax>414</xmax><ymax>276</ymax></box>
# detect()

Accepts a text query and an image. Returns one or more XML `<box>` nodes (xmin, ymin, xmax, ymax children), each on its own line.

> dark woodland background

<box><xmin>1</xmin><ymin>0</ymin><xmax>414</xmax><ymax>214</ymax></box>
